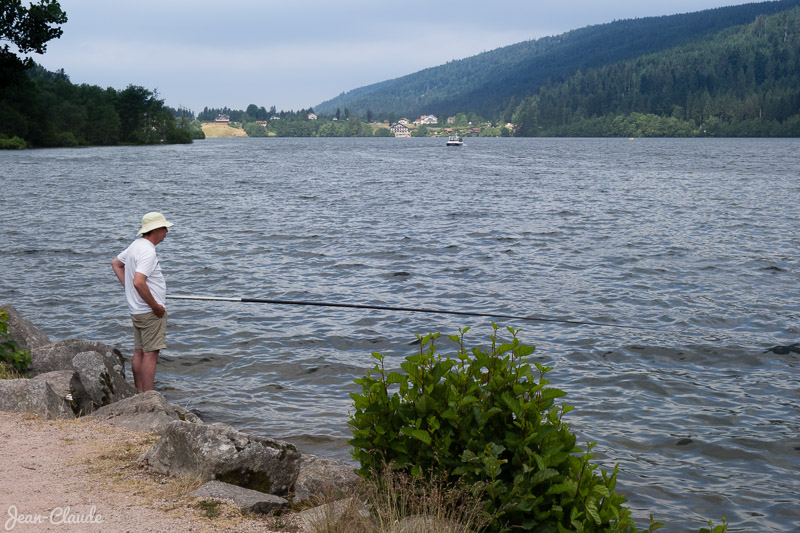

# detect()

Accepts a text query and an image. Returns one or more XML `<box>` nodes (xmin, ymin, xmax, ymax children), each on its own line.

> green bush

<box><xmin>349</xmin><ymin>325</ymin><xmax>657</xmax><ymax>532</ymax></box>
<box><xmin>164</xmin><ymin>126</ymin><xmax>193</xmax><ymax>144</ymax></box>
<box><xmin>0</xmin><ymin>309</ymin><xmax>31</xmax><ymax>374</ymax></box>
<box><xmin>373</xmin><ymin>127</ymin><xmax>394</xmax><ymax>137</ymax></box>
<box><xmin>0</xmin><ymin>135</ymin><xmax>28</xmax><ymax>149</ymax></box>
<box><xmin>244</xmin><ymin>122</ymin><xmax>269</xmax><ymax>137</ymax></box>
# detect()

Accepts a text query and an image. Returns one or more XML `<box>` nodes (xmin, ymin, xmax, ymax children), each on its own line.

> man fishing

<box><xmin>111</xmin><ymin>212</ymin><xmax>173</xmax><ymax>392</ymax></box>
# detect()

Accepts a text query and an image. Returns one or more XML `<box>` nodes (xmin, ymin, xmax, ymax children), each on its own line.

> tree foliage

<box><xmin>0</xmin><ymin>0</ymin><xmax>67</xmax><ymax>89</ymax></box>
<box><xmin>0</xmin><ymin>65</ymin><xmax>196</xmax><ymax>147</ymax></box>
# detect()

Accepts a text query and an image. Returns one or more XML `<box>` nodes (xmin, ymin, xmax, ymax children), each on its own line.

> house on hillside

<box><xmin>307</xmin><ymin>112</ymin><xmax>318</xmax><ymax>120</ymax></box>
<box><xmin>391</xmin><ymin>123</ymin><xmax>411</xmax><ymax>137</ymax></box>
<box><xmin>215</xmin><ymin>114</ymin><xmax>230</xmax><ymax>123</ymax></box>
<box><xmin>420</xmin><ymin>114</ymin><xmax>438</xmax><ymax>124</ymax></box>
<box><xmin>398</xmin><ymin>118</ymin><xmax>409</xmax><ymax>125</ymax></box>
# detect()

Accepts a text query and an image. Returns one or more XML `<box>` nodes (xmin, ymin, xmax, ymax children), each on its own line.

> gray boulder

<box><xmin>31</xmin><ymin>370</ymin><xmax>92</xmax><ymax>415</ymax></box>
<box><xmin>0</xmin><ymin>378</ymin><xmax>74</xmax><ymax>419</ymax></box>
<box><xmin>293</xmin><ymin>454</ymin><xmax>359</xmax><ymax>504</ymax></box>
<box><xmin>90</xmin><ymin>390</ymin><xmax>202</xmax><ymax>434</ymax></box>
<box><xmin>0</xmin><ymin>303</ymin><xmax>50</xmax><ymax>352</ymax></box>
<box><xmin>72</xmin><ymin>350</ymin><xmax>138</xmax><ymax>409</ymax></box>
<box><xmin>189</xmin><ymin>480</ymin><xmax>288</xmax><ymax>514</ymax></box>
<box><xmin>29</xmin><ymin>339</ymin><xmax>125</xmax><ymax>377</ymax></box>
<box><xmin>140</xmin><ymin>421</ymin><xmax>301</xmax><ymax>496</ymax></box>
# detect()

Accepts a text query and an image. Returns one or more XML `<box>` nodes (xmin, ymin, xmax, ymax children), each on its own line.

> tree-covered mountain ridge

<box><xmin>313</xmin><ymin>0</ymin><xmax>800</xmax><ymax>125</ymax></box>
<box><xmin>512</xmin><ymin>6</ymin><xmax>800</xmax><ymax>136</ymax></box>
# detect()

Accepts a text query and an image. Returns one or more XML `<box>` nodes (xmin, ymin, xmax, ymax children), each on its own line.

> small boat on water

<box><xmin>446</xmin><ymin>135</ymin><xmax>463</xmax><ymax>146</ymax></box>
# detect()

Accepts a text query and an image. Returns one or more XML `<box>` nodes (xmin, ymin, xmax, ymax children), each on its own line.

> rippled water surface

<box><xmin>2</xmin><ymin>137</ymin><xmax>799</xmax><ymax>531</ymax></box>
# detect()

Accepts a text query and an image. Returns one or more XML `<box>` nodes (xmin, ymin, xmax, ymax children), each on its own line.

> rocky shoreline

<box><xmin>0</xmin><ymin>303</ymin><xmax>357</xmax><ymax>524</ymax></box>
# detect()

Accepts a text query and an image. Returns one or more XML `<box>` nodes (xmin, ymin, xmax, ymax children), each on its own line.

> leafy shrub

<box><xmin>349</xmin><ymin>325</ymin><xmax>658</xmax><ymax>532</ymax></box>
<box><xmin>243</xmin><ymin>122</ymin><xmax>269</xmax><ymax>137</ymax></box>
<box><xmin>373</xmin><ymin>127</ymin><xmax>394</xmax><ymax>137</ymax></box>
<box><xmin>164</xmin><ymin>126</ymin><xmax>193</xmax><ymax>144</ymax></box>
<box><xmin>0</xmin><ymin>135</ymin><xmax>28</xmax><ymax>149</ymax></box>
<box><xmin>0</xmin><ymin>309</ymin><xmax>31</xmax><ymax>374</ymax></box>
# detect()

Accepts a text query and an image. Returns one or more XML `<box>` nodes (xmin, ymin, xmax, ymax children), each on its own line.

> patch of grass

<box><xmin>195</xmin><ymin>499</ymin><xmax>221</xmax><ymax>518</ymax></box>
<box><xmin>306</xmin><ymin>465</ymin><xmax>490</xmax><ymax>533</ymax></box>
<box><xmin>0</xmin><ymin>361</ymin><xmax>25</xmax><ymax>379</ymax></box>
<box><xmin>79</xmin><ymin>425</ymin><xmax>201</xmax><ymax>507</ymax></box>
<box><xmin>200</xmin><ymin>122</ymin><xmax>249</xmax><ymax>138</ymax></box>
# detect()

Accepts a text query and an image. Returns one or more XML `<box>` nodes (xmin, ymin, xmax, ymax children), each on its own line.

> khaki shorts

<box><xmin>131</xmin><ymin>311</ymin><xmax>167</xmax><ymax>352</ymax></box>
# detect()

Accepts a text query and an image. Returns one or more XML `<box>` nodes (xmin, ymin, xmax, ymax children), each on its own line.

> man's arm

<box><xmin>111</xmin><ymin>257</ymin><xmax>126</xmax><ymax>286</ymax></box>
<box><xmin>132</xmin><ymin>272</ymin><xmax>166</xmax><ymax>318</ymax></box>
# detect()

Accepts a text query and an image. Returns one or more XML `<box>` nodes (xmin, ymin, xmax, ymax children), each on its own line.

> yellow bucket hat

<box><xmin>137</xmin><ymin>212</ymin><xmax>174</xmax><ymax>236</ymax></box>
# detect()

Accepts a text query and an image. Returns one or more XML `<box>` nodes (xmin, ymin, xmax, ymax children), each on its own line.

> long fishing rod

<box><xmin>166</xmin><ymin>294</ymin><xmax>660</xmax><ymax>331</ymax></box>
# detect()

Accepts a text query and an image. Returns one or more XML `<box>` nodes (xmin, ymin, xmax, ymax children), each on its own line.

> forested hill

<box><xmin>511</xmin><ymin>6</ymin><xmax>800</xmax><ymax>137</ymax></box>
<box><xmin>313</xmin><ymin>0</ymin><xmax>800</xmax><ymax>120</ymax></box>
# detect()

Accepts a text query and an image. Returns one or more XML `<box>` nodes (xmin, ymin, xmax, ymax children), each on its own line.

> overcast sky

<box><xmin>30</xmin><ymin>0</ymin><xmax>758</xmax><ymax>114</ymax></box>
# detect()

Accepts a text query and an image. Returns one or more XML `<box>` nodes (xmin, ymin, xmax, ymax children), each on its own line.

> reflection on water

<box><xmin>2</xmin><ymin>138</ymin><xmax>799</xmax><ymax>532</ymax></box>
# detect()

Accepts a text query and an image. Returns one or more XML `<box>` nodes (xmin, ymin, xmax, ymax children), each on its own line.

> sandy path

<box><xmin>0</xmin><ymin>412</ymin><xmax>308</xmax><ymax>533</ymax></box>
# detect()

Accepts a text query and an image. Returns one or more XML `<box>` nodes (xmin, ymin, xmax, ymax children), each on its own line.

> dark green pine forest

<box><xmin>513</xmin><ymin>6</ymin><xmax>800</xmax><ymax>136</ymax></box>
<box><xmin>315</xmin><ymin>0</ymin><xmax>800</xmax><ymax>137</ymax></box>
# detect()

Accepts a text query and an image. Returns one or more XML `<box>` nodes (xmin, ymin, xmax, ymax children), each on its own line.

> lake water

<box><xmin>1</xmin><ymin>137</ymin><xmax>798</xmax><ymax>531</ymax></box>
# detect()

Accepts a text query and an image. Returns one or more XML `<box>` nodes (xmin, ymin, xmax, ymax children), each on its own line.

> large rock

<box><xmin>293</xmin><ymin>454</ymin><xmax>359</xmax><ymax>504</ymax></box>
<box><xmin>189</xmin><ymin>480</ymin><xmax>288</xmax><ymax>514</ymax></box>
<box><xmin>0</xmin><ymin>379</ymin><xmax>74</xmax><ymax>419</ymax></box>
<box><xmin>0</xmin><ymin>304</ymin><xmax>51</xmax><ymax>352</ymax></box>
<box><xmin>90</xmin><ymin>390</ymin><xmax>202</xmax><ymax>434</ymax></box>
<box><xmin>72</xmin><ymin>351</ymin><xmax>137</xmax><ymax>409</ymax></box>
<box><xmin>29</xmin><ymin>339</ymin><xmax>125</xmax><ymax>377</ymax></box>
<box><xmin>140</xmin><ymin>421</ymin><xmax>301</xmax><ymax>496</ymax></box>
<box><xmin>31</xmin><ymin>370</ymin><xmax>92</xmax><ymax>416</ymax></box>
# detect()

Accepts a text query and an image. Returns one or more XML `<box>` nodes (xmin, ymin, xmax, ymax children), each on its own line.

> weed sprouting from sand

<box><xmin>195</xmin><ymin>499</ymin><xmax>222</xmax><ymax>518</ymax></box>
<box><xmin>306</xmin><ymin>465</ymin><xmax>489</xmax><ymax>533</ymax></box>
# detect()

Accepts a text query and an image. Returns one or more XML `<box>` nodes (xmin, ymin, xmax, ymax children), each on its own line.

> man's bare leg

<box><xmin>132</xmin><ymin>349</ymin><xmax>143</xmax><ymax>390</ymax></box>
<box><xmin>132</xmin><ymin>349</ymin><xmax>159</xmax><ymax>391</ymax></box>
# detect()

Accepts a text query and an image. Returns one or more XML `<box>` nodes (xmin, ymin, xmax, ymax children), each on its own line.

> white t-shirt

<box><xmin>117</xmin><ymin>238</ymin><xmax>166</xmax><ymax>315</ymax></box>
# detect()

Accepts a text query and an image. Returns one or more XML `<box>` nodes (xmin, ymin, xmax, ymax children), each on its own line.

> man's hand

<box><xmin>133</xmin><ymin>272</ymin><xmax>165</xmax><ymax>317</ymax></box>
